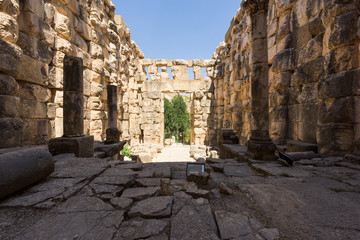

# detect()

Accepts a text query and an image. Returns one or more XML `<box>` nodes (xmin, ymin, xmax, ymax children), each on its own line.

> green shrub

<box><xmin>120</xmin><ymin>145</ymin><xmax>131</xmax><ymax>157</ymax></box>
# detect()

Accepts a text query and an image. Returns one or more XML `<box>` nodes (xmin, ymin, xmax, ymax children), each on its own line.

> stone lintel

<box><xmin>48</xmin><ymin>135</ymin><xmax>94</xmax><ymax>158</ymax></box>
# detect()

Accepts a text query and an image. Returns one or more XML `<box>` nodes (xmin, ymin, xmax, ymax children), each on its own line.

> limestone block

<box><xmin>276</xmin><ymin>10</ymin><xmax>290</xmax><ymax>42</ymax></box>
<box><xmin>327</xmin><ymin>45</ymin><xmax>358</xmax><ymax>74</ymax></box>
<box><xmin>0</xmin><ymin>95</ymin><xmax>19</xmax><ymax>118</ymax></box>
<box><xmin>309</xmin><ymin>12</ymin><xmax>325</xmax><ymax>36</ymax></box>
<box><xmin>74</xmin><ymin>33</ymin><xmax>87</xmax><ymax>52</ymax></box>
<box><xmin>19</xmin><ymin>83</ymin><xmax>51</xmax><ymax>102</ymax></box>
<box><xmin>0</xmin><ymin>12</ymin><xmax>18</xmax><ymax>43</ymax></box>
<box><xmin>54</xmin><ymin>90</ymin><xmax>63</xmax><ymax>107</ymax></box>
<box><xmin>0</xmin><ymin>0</ymin><xmax>20</xmax><ymax>18</ymax></box>
<box><xmin>270</xmin><ymin>121</ymin><xmax>288</xmax><ymax>140</ymax></box>
<box><xmin>47</xmin><ymin>103</ymin><xmax>55</xmax><ymax>119</ymax></box>
<box><xmin>298</xmin><ymin>34</ymin><xmax>323</xmax><ymax>65</ymax></box>
<box><xmin>90</xmin><ymin>42</ymin><xmax>103</xmax><ymax>58</ymax></box>
<box><xmin>92</xmin><ymin>59</ymin><xmax>104</xmax><ymax>74</ymax></box>
<box><xmin>318</xmin><ymin>97</ymin><xmax>354</xmax><ymax>124</ymax></box>
<box><xmin>291</xmin><ymin>57</ymin><xmax>325</xmax><ymax>86</ymax></box>
<box><xmin>148</xmin><ymin>64</ymin><xmax>157</xmax><ymax>74</ymax></box>
<box><xmin>91</xmin><ymin>110</ymin><xmax>104</xmax><ymax>120</ymax></box>
<box><xmin>20</xmin><ymin>98</ymin><xmax>47</xmax><ymax>119</ymax></box>
<box><xmin>329</xmin><ymin>11</ymin><xmax>358</xmax><ymax>50</ymax></box>
<box><xmin>0</xmin><ymin>118</ymin><xmax>23</xmax><ymax>147</ymax></box>
<box><xmin>54</xmin><ymin>36</ymin><xmax>73</xmax><ymax>54</ymax></box>
<box><xmin>319</xmin><ymin>70</ymin><xmax>358</xmax><ymax>99</ymax></box>
<box><xmin>91</xmin><ymin>82</ymin><xmax>103</xmax><ymax>97</ymax></box>
<box><xmin>297</xmin><ymin>82</ymin><xmax>318</xmax><ymax>104</ymax></box>
<box><xmin>0</xmin><ymin>39</ymin><xmax>22</xmax><ymax>75</ymax></box>
<box><xmin>274</xmin><ymin>0</ymin><xmax>297</xmax><ymax>14</ymax></box>
<box><xmin>84</xmin><ymin>69</ymin><xmax>101</xmax><ymax>83</ymax></box>
<box><xmin>44</xmin><ymin>2</ymin><xmax>55</xmax><ymax>24</ymax></box>
<box><xmin>317</xmin><ymin>123</ymin><xmax>353</xmax><ymax>154</ymax></box>
<box><xmin>48</xmin><ymin>66</ymin><xmax>63</xmax><ymax>89</ymax></box>
<box><xmin>18</xmin><ymin>11</ymin><xmax>55</xmax><ymax>47</ymax></box>
<box><xmin>292</xmin><ymin>0</ymin><xmax>309</xmax><ymax>28</ymax></box>
<box><xmin>19</xmin><ymin>0</ymin><xmax>44</xmax><ymax>18</ymax></box>
<box><xmin>0</xmin><ymin>74</ymin><xmax>18</xmax><ymax>95</ymax></box>
<box><xmin>17</xmin><ymin>32</ymin><xmax>52</xmax><ymax>64</ymax></box>
<box><xmin>272</xmin><ymin>48</ymin><xmax>295</xmax><ymax>72</ymax></box>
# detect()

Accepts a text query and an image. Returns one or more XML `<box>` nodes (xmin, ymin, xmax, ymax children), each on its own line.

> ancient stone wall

<box><xmin>0</xmin><ymin>0</ymin><xmax>145</xmax><ymax>148</ymax></box>
<box><xmin>131</xmin><ymin>59</ymin><xmax>214</xmax><ymax>159</ymax></box>
<box><xmin>209</xmin><ymin>0</ymin><xmax>360</xmax><ymax>155</ymax></box>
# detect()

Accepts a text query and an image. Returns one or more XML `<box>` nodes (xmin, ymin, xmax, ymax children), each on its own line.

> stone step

<box><xmin>286</xmin><ymin>140</ymin><xmax>318</xmax><ymax>153</ymax></box>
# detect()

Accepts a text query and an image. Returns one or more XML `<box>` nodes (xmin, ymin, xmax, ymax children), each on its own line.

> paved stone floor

<box><xmin>0</xmin><ymin>154</ymin><xmax>360</xmax><ymax>240</ymax></box>
<box><xmin>152</xmin><ymin>144</ymin><xmax>195</xmax><ymax>163</ymax></box>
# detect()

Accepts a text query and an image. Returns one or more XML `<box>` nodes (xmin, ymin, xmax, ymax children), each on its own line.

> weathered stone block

<box><xmin>0</xmin><ymin>118</ymin><xmax>23</xmax><ymax>148</ymax></box>
<box><xmin>0</xmin><ymin>39</ymin><xmax>22</xmax><ymax>75</ymax></box>
<box><xmin>0</xmin><ymin>74</ymin><xmax>18</xmax><ymax>95</ymax></box>
<box><xmin>329</xmin><ymin>11</ymin><xmax>358</xmax><ymax>50</ymax></box>
<box><xmin>48</xmin><ymin>135</ymin><xmax>94</xmax><ymax>157</ymax></box>
<box><xmin>19</xmin><ymin>83</ymin><xmax>51</xmax><ymax>102</ymax></box>
<box><xmin>319</xmin><ymin>70</ymin><xmax>358</xmax><ymax>99</ymax></box>
<box><xmin>19</xmin><ymin>0</ymin><xmax>45</xmax><ymax>19</ymax></box>
<box><xmin>327</xmin><ymin>45</ymin><xmax>358</xmax><ymax>74</ymax></box>
<box><xmin>17</xmin><ymin>32</ymin><xmax>53</xmax><ymax>64</ymax></box>
<box><xmin>0</xmin><ymin>12</ymin><xmax>18</xmax><ymax>43</ymax></box>
<box><xmin>272</xmin><ymin>48</ymin><xmax>295</xmax><ymax>72</ymax></box>
<box><xmin>298</xmin><ymin>34</ymin><xmax>323</xmax><ymax>65</ymax></box>
<box><xmin>20</xmin><ymin>98</ymin><xmax>47</xmax><ymax>119</ymax></box>
<box><xmin>297</xmin><ymin>82</ymin><xmax>319</xmax><ymax>103</ymax></box>
<box><xmin>0</xmin><ymin>0</ymin><xmax>20</xmax><ymax>18</ymax></box>
<box><xmin>318</xmin><ymin>97</ymin><xmax>354</xmax><ymax>124</ymax></box>
<box><xmin>16</xmin><ymin>54</ymin><xmax>48</xmax><ymax>86</ymax></box>
<box><xmin>317</xmin><ymin>123</ymin><xmax>353</xmax><ymax>154</ymax></box>
<box><xmin>309</xmin><ymin>12</ymin><xmax>325</xmax><ymax>36</ymax></box>
<box><xmin>291</xmin><ymin>57</ymin><xmax>326</xmax><ymax>86</ymax></box>
<box><xmin>0</xmin><ymin>95</ymin><xmax>19</xmax><ymax>118</ymax></box>
<box><xmin>0</xmin><ymin>147</ymin><xmax>54</xmax><ymax>199</ymax></box>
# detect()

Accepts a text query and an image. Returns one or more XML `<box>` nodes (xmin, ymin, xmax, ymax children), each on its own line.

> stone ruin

<box><xmin>1</xmin><ymin>0</ymin><xmax>360</xmax><ymax>163</ymax></box>
<box><xmin>1</xmin><ymin>0</ymin><xmax>360</xmax><ymax>239</ymax></box>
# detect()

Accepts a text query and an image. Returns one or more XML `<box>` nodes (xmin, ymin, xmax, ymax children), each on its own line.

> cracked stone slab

<box><xmin>54</xmin><ymin>196</ymin><xmax>113</xmax><ymax>213</ymax></box>
<box><xmin>90</xmin><ymin>183</ymin><xmax>124</xmax><ymax>199</ymax></box>
<box><xmin>121</xmin><ymin>187</ymin><xmax>161</xmax><ymax>200</ymax></box>
<box><xmin>110</xmin><ymin>197</ymin><xmax>133</xmax><ymax>210</ymax></box>
<box><xmin>17</xmin><ymin>196</ymin><xmax>118</xmax><ymax>240</ymax></box>
<box><xmin>215</xmin><ymin>210</ymin><xmax>251</xmax><ymax>239</ymax></box>
<box><xmin>92</xmin><ymin>175</ymin><xmax>134</xmax><ymax>187</ymax></box>
<box><xmin>116</xmin><ymin>218</ymin><xmax>169</xmax><ymax>240</ymax></box>
<box><xmin>135</xmin><ymin>178</ymin><xmax>162</xmax><ymax>187</ymax></box>
<box><xmin>128</xmin><ymin>196</ymin><xmax>173</xmax><ymax>218</ymax></box>
<box><xmin>0</xmin><ymin>187</ymin><xmax>66</xmax><ymax>207</ymax></box>
<box><xmin>51</xmin><ymin>157</ymin><xmax>109</xmax><ymax>179</ymax></box>
<box><xmin>170</xmin><ymin>205</ymin><xmax>219</xmax><ymax>240</ymax></box>
<box><xmin>18</xmin><ymin>210</ymin><xmax>120</xmax><ymax>240</ymax></box>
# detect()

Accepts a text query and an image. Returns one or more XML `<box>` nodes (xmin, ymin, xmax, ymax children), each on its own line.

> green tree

<box><xmin>164</xmin><ymin>94</ymin><xmax>190</xmax><ymax>142</ymax></box>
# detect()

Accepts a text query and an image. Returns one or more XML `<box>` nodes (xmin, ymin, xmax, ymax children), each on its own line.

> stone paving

<box><xmin>0</xmin><ymin>154</ymin><xmax>360</xmax><ymax>240</ymax></box>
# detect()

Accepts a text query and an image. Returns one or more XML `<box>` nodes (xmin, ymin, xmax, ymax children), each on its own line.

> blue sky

<box><xmin>112</xmin><ymin>0</ymin><xmax>242</xmax><ymax>60</ymax></box>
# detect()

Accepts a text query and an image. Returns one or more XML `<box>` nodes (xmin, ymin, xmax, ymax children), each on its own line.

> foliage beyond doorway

<box><xmin>164</xmin><ymin>94</ymin><xmax>190</xmax><ymax>143</ymax></box>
